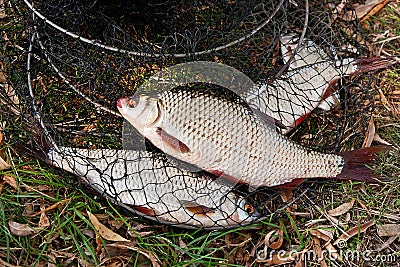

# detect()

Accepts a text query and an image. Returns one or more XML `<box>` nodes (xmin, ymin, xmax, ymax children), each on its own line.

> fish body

<box><xmin>47</xmin><ymin>147</ymin><xmax>260</xmax><ymax>229</ymax></box>
<box><xmin>118</xmin><ymin>89</ymin><xmax>386</xmax><ymax>188</ymax></box>
<box><xmin>244</xmin><ymin>34</ymin><xmax>396</xmax><ymax>132</ymax></box>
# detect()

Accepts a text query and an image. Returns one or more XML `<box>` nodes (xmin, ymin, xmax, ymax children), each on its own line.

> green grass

<box><xmin>1</xmin><ymin>2</ymin><xmax>400</xmax><ymax>267</ymax></box>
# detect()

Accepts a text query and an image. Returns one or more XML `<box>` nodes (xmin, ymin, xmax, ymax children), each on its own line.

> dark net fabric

<box><xmin>0</xmin><ymin>0</ymin><xmax>378</xmax><ymax>228</ymax></box>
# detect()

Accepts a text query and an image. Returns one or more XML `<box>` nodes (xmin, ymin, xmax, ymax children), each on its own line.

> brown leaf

<box><xmin>0</xmin><ymin>158</ymin><xmax>10</xmax><ymax>171</ymax></box>
<box><xmin>313</xmin><ymin>237</ymin><xmax>328</xmax><ymax>267</ymax></box>
<box><xmin>107</xmin><ymin>243</ymin><xmax>160</xmax><ymax>267</ymax></box>
<box><xmin>3</xmin><ymin>175</ymin><xmax>17</xmax><ymax>189</ymax></box>
<box><xmin>373</xmin><ymin>134</ymin><xmax>392</xmax><ymax>146</ymax></box>
<box><xmin>334</xmin><ymin>220</ymin><xmax>375</xmax><ymax>245</ymax></box>
<box><xmin>0</xmin><ymin>0</ymin><xmax>6</xmax><ymax>19</ymax></box>
<box><xmin>362</xmin><ymin>118</ymin><xmax>375</xmax><ymax>148</ymax></box>
<box><xmin>324</xmin><ymin>242</ymin><xmax>341</xmax><ymax>262</ymax></box>
<box><xmin>309</xmin><ymin>229</ymin><xmax>333</xmax><ymax>242</ymax></box>
<box><xmin>265</xmin><ymin>221</ymin><xmax>284</xmax><ymax>250</ymax></box>
<box><xmin>29</xmin><ymin>198</ymin><xmax>72</xmax><ymax>217</ymax></box>
<box><xmin>8</xmin><ymin>221</ymin><xmax>34</xmax><ymax>236</ymax></box>
<box><xmin>38</xmin><ymin>202</ymin><xmax>50</xmax><ymax>228</ymax></box>
<box><xmin>327</xmin><ymin>199</ymin><xmax>355</xmax><ymax>217</ymax></box>
<box><xmin>342</xmin><ymin>0</ymin><xmax>389</xmax><ymax>21</ymax></box>
<box><xmin>87</xmin><ymin>211</ymin><xmax>130</xmax><ymax>242</ymax></box>
<box><xmin>376</xmin><ymin>224</ymin><xmax>400</xmax><ymax>237</ymax></box>
<box><xmin>376</xmin><ymin>235</ymin><xmax>398</xmax><ymax>252</ymax></box>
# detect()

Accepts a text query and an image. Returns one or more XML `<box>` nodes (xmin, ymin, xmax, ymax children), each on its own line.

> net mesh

<box><xmin>0</xmin><ymin>0</ymin><xmax>381</xmax><ymax>229</ymax></box>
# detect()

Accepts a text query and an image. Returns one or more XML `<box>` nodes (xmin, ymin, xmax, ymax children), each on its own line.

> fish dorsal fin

<box><xmin>180</xmin><ymin>200</ymin><xmax>216</xmax><ymax>216</ymax></box>
<box><xmin>156</xmin><ymin>128</ymin><xmax>190</xmax><ymax>154</ymax></box>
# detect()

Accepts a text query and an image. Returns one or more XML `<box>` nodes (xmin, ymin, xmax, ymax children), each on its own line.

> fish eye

<box><xmin>244</xmin><ymin>203</ymin><xmax>255</xmax><ymax>215</ymax></box>
<box><xmin>126</xmin><ymin>98</ymin><xmax>137</xmax><ymax>109</ymax></box>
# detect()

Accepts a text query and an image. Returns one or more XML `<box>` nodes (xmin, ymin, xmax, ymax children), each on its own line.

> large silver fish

<box><xmin>47</xmin><ymin>147</ymin><xmax>260</xmax><ymax>229</ymax></box>
<box><xmin>118</xmin><ymin>89</ymin><xmax>389</xmax><ymax>188</ymax></box>
<box><xmin>244</xmin><ymin>34</ymin><xmax>396</xmax><ymax>133</ymax></box>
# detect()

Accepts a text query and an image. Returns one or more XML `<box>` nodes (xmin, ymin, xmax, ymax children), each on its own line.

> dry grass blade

<box><xmin>327</xmin><ymin>199</ymin><xmax>355</xmax><ymax>217</ymax></box>
<box><xmin>87</xmin><ymin>211</ymin><xmax>130</xmax><ymax>242</ymax></box>
<box><xmin>29</xmin><ymin>198</ymin><xmax>72</xmax><ymax>217</ymax></box>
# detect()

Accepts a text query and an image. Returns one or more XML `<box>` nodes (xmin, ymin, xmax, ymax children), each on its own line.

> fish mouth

<box><xmin>117</xmin><ymin>97</ymin><xmax>126</xmax><ymax>109</ymax></box>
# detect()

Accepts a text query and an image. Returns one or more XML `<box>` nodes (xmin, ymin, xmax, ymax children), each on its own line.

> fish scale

<box><xmin>119</xmin><ymin>89</ymin><xmax>347</xmax><ymax>188</ymax></box>
<box><xmin>47</xmin><ymin>147</ymin><xmax>259</xmax><ymax>228</ymax></box>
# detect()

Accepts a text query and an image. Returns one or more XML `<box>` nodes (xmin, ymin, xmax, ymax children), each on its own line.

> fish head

<box><xmin>236</xmin><ymin>197</ymin><xmax>261</xmax><ymax>223</ymax></box>
<box><xmin>117</xmin><ymin>95</ymin><xmax>162</xmax><ymax>131</ymax></box>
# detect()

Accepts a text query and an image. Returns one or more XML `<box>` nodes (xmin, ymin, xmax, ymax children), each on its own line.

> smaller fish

<box><xmin>46</xmin><ymin>147</ymin><xmax>260</xmax><ymax>229</ymax></box>
<box><xmin>244</xmin><ymin>34</ymin><xmax>396</xmax><ymax>133</ymax></box>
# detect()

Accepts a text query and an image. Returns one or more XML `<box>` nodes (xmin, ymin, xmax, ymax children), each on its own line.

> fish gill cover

<box><xmin>0</xmin><ymin>0</ymin><xmax>385</xmax><ymax>229</ymax></box>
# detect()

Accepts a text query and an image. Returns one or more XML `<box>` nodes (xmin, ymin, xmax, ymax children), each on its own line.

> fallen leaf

<box><xmin>376</xmin><ymin>235</ymin><xmax>398</xmax><ymax>252</ymax></box>
<box><xmin>29</xmin><ymin>198</ymin><xmax>72</xmax><ymax>217</ymax></box>
<box><xmin>327</xmin><ymin>199</ymin><xmax>355</xmax><ymax>217</ymax></box>
<box><xmin>309</xmin><ymin>229</ymin><xmax>333</xmax><ymax>242</ymax></box>
<box><xmin>38</xmin><ymin>202</ymin><xmax>50</xmax><ymax>228</ymax></box>
<box><xmin>324</xmin><ymin>242</ymin><xmax>341</xmax><ymax>262</ymax></box>
<box><xmin>373</xmin><ymin>134</ymin><xmax>392</xmax><ymax>146</ymax></box>
<box><xmin>8</xmin><ymin>221</ymin><xmax>34</xmax><ymax>236</ymax></box>
<box><xmin>334</xmin><ymin>220</ymin><xmax>375</xmax><ymax>245</ymax></box>
<box><xmin>313</xmin><ymin>237</ymin><xmax>328</xmax><ymax>267</ymax></box>
<box><xmin>264</xmin><ymin>221</ymin><xmax>284</xmax><ymax>250</ymax></box>
<box><xmin>0</xmin><ymin>0</ymin><xmax>5</xmax><ymax>21</ymax></box>
<box><xmin>362</xmin><ymin>118</ymin><xmax>375</xmax><ymax>148</ymax></box>
<box><xmin>82</xmin><ymin>229</ymin><xmax>95</xmax><ymax>238</ymax></box>
<box><xmin>3</xmin><ymin>175</ymin><xmax>17</xmax><ymax>189</ymax></box>
<box><xmin>376</xmin><ymin>224</ymin><xmax>400</xmax><ymax>237</ymax></box>
<box><xmin>294</xmin><ymin>256</ymin><xmax>304</xmax><ymax>267</ymax></box>
<box><xmin>360</xmin><ymin>0</ymin><xmax>391</xmax><ymax>22</ymax></box>
<box><xmin>0</xmin><ymin>157</ymin><xmax>10</xmax><ymax>170</ymax></box>
<box><xmin>342</xmin><ymin>0</ymin><xmax>389</xmax><ymax>21</ymax></box>
<box><xmin>107</xmin><ymin>243</ymin><xmax>160</xmax><ymax>267</ymax></box>
<box><xmin>87</xmin><ymin>211</ymin><xmax>130</xmax><ymax>242</ymax></box>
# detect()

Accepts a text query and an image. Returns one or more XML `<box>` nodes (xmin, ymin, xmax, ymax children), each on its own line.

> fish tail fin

<box><xmin>354</xmin><ymin>56</ymin><xmax>397</xmax><ymax>74</ymax></box>
<box><xmin>335</xmin><ymin>145</ymin><xmax>393</xmax><ymax>182</ymax></box>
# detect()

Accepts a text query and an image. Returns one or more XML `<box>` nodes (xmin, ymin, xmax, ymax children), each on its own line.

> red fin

<box><xmin>335</xmin><ymin>145</ymin><xmax>393</xmax><ymax>182</ymax></box>
<box><xmin>321</xmin><ymin>81</ymin><xmax>337</xmax><ymax>101</ymax></box>
<box><xmin>290</xmin><ymin>111</ymin><xmax>312</xmax><ymax>128</ymax></box>
<box><xmin>207</xmin><ymin>170</ymin><xmax>244</xmax><ymax>185</ymax></box>
<box><xmin>132</xmin><ymin>206</ymin><xmax>159</xmax><ymax>216</ymax></box>
<box><xmin>273</xmin><ymin>178</ymin><xmax>308</xmax><ymax>190</ymax></box>
<box><xmin>354</xmin><ymin>57</ymin><xmax>397</xmax><ymax>74</ymax></box>
<box><xmin>156</xmin><ymin>128</ymin><xmax>190</xmax><ymax>154</ymax></box>
<box><xmin>180</xmin><ymin>200</ymin><xmax>215</xmax><ymax>216</ymax></box>
<box><xmin>252</xmin><ymin>108</ymin><xmax>287</xmax><ymax>129</ymax></box>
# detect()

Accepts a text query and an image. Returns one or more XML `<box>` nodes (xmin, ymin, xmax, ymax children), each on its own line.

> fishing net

<box><xmin>0</xmin><ymin>0</ymin><xmax>383</xmax><ymax>229</ymax></box>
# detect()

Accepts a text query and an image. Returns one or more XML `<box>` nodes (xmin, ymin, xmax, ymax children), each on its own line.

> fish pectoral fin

<box><xmin>131</xmin><ymin>205</ymin><xmax>160</xmax><ymax>216</ymax></box>
<box><xmin>180</xmin><ymin>200</ymin><xmax>216</xmax><ymax>216</ymax></box>
<box><xmin>156</xmin><ymin>128</ymin><xmax>190</xmax><ymax>154</ymax></box>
